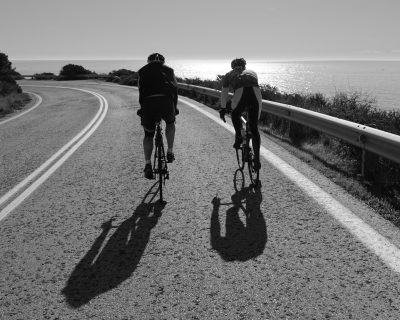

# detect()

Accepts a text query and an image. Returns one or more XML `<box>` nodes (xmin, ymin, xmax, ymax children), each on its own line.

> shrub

<box><xmin>105</xmin><ymin>69</ymin><xmax>138</xmax><ymax>86</ymax></box>
<box><xmin>33</xmin><ymin>72</ymin><xmax>57</xmax><ymax>80</ymax></box>
<box><xmin>58</xmin><ymin>64</ymin><xmax>95</xmax><ymax>80</ymax></box>
<box><xmin>0</xmin><ymin>92</ymin><xmax>30</xmax><ymax>115</ymax></box>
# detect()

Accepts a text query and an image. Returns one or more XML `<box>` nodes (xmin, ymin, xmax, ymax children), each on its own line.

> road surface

<box><xmin>1</xmin><ymin>80</ymin><xmax>400</xmax><ymax>319</ymax></box>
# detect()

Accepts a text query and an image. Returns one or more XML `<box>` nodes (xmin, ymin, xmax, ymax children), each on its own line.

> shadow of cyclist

<box><xmin>210</xmin><ymin>186</ymin><xmax>267</xmax><ymax>261</ymax></box>
<box><xmin>62</xmin><ymin>182</ymin><xmax>165</xmax><ymax>308</ymax></box>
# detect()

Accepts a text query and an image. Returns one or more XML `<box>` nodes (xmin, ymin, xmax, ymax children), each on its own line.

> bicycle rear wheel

<box><xmin>157</xmin><ymin>142</ymin><xmax>164</xmax><ymax>201</ymax></box>
<box><xmin>247</xmin><ymin>147</ymin><xmax>260</xmax><ymax>188</ymax></box>
<box><xmin>153</xmin><ymin>131</ymin><xmax>165</xmax><ymax>201</ymax></box>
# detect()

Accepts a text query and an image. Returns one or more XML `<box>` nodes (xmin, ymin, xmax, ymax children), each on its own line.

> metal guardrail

<box><xmin>177</xmin><ymin>83</ymin><xmax>400</xmax><ymax>166</ymax></box>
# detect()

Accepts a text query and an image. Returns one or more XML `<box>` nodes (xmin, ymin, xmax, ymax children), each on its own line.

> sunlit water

<box><xmin>12</xmin><ymin>59</ymin><xmax>400</xmax><ymax>111</ymax></box>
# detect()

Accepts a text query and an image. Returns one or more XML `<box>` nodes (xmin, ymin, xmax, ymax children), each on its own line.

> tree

<box><xmin>0</xmin><ymin>52</ymin><xmax>21</xmax><ymax>96</ymax></box>
<box><xmin>0</xmin><ymin>52</ymin><xmax>13</xmax><ymax>74</ymax></box>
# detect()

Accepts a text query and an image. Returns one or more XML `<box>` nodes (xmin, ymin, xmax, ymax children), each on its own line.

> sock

<box><xmin>167</xmin><ymin>148</ymin><xmax>173</xmax><ymax>153</ymax></box>
<box><xmin>145</xmin><ymin>160</ymin><xmax>151</xmax><ymax>165</ymax></box>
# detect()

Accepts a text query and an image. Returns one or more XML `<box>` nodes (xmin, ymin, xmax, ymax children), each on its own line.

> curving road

<box><xmin>1</xmin><ymin>80</ymin><xmax>400</xmax><ymax>319</ymax></box>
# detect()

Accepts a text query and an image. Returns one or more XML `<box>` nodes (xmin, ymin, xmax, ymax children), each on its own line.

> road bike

<box><xmin>221</xmin><ymin>110</ymin><xmax>260</xmax><ymax>189</ymax></box>
<box><xmin>153</xmin><ymin>120</ymin><xmax>169</xmax><ymax>202</ymax></box>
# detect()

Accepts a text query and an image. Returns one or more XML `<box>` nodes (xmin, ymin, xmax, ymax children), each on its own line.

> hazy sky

<box><xmin>1</xmin><ymin>0</ymin><xmax>400</xmax><ymax>61</ymax></box>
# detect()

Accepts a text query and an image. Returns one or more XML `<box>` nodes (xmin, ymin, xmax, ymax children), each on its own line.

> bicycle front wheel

<box><xmin>235</xmin><ymin>147</ymin><xmax>245</xmax><ymax>170</ymax></box>
<box><xmin>233</xmin><ymin>168</ymin><xmax>245</xmax><ymax>192</ymax></box>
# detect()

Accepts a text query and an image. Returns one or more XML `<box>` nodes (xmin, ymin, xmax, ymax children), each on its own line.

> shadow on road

<box><xmin>210</xmin><ymin>186</ymin><xmax>267</xmax><ymax>261</ymax></box>
<box><xmin>62</xmin><ymin>182</ymin><xmax>165</xmax><ymax>308</ymax></box>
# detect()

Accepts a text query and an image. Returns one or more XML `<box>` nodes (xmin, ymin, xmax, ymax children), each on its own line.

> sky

<box><xmin>1</xmin><ymin>0</ymin><xmax>400</xmax><ymax>61</ymax></box>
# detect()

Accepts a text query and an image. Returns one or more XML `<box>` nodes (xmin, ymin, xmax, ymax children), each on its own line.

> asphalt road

<box><xmin>1</xmin><ymin>80</ymin><xmax>400</xmax><ymax>319</ymax></box>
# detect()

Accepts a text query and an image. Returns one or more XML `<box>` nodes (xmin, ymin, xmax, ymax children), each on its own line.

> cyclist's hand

<box><xmin>137</xmin><ymin>109</ymin><xmax>142</xmax><ymax>117</ymax></box>
<box><xmin>219</xmin><ymin>108</ymin><xmax>227</xmax><ymax>122</ymax></box>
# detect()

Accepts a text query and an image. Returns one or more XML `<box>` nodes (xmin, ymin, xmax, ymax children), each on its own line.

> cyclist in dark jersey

<box><xmin>219</xmin><ymin>58</ymin><xmax>262</xmax><ymax>170</ymax></box>
<box><xmin>137</xmin><ymin>53</ymin><xmax>178</xmax><ymax>179</ymax></box>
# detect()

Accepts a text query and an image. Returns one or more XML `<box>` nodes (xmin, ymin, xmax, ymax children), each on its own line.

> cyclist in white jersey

<box><xmin>219</xmin><ymin>58</ymin><xmax>262</xmax><ymax>169</ymax></box>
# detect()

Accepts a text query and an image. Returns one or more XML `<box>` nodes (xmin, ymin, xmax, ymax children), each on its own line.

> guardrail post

<box><xmin>359</xmin><ymin>134</ymin><xmax>367</xmax><ymax>178</ymax></box>
<box><xmin>359</xmin><ymin>133</ymin><xmax>379</xmax><ymax>182</ymax></box>
<box><xmin>361</xmin><ymin>149</ymin><xmax>366</xmax><ymax>178</ymax></box>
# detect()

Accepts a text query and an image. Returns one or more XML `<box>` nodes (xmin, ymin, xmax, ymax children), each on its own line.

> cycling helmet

<box><xmin>147</xmin><ymin>53</ymin><xmax>165</xmax><ymax>64</ymax></box>
<box><xmin>231</xmin><ymin>58</ymin><xmax>246</xmax><ymax>69</ymax></box>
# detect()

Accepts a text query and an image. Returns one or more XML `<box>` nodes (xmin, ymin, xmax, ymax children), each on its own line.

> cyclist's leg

<box><xmin>160</xmin><ymin>96</ymin><xmax>176</xmax><ymax>162</ymax></box>
<box><xmin>141</xmin><ymin>99</ymin><xmax>157</xmax><ymax>178</ymax></box>
<box><xmin>247</xmin><ymin>88</ymin><xmax>261</xmax><ymax>169</ymax></box>
<box><xmin>143</xmin><ymin>129</ymin><xmax>155</xmax><ymax>161</ymax></box>
<box><xmin>165</xmin><ymin>121</ymin><xmax>175</xmax><ymax>151</ymax></box>
<box><xmin>231</xmin><ymin>90</ymin><xmax>246</xmax><ymax>148</ymax></box>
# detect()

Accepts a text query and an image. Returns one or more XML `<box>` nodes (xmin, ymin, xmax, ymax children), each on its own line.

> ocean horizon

<box><xmin>11</xmin><ymin>59</ymin><xmax>400</xmax><ymax>111</ymax></box>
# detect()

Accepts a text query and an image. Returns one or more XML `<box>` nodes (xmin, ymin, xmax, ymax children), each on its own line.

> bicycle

<box><xmin>153</xmin><ymin>120</ymin><xmax>169</xmax><ymax>202</ymax></box>
<box><xmin>221</xmin><ymin>110</ymin><xmax>260</xmax><ymax>189</ymax></box>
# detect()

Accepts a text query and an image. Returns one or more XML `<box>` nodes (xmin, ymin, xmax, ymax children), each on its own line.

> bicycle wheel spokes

<box><xmin>235</xmin><ymin>148</ymin><xmax>245</xmax><ymax>170</ymax></box>
<box><xmin>233</xmin><ymin>168</ymin><xmax>245</xmax><ymax>192</ymax></box>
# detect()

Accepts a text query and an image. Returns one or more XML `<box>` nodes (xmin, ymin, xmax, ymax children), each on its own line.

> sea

<box><xmin>11</xmin><ymin>59</ymin><xmax>400</xmax><ymax>111</ymax></box>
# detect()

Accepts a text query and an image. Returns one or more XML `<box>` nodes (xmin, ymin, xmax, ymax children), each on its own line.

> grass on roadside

<box><xmin>0</xmin><ymin>92</ymin><xmax>31</xmax><ymax>117</ymax></box>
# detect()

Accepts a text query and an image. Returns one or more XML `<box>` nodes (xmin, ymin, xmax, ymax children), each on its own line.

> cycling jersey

<box><xmin>221</xmin><ymin>68</ymin><xmax>262</xmax><ymax>116</ymax></box>
<box><xmin>138</xmin><ymin>63</ymin><xmax>178</xmax><ymax>106</ymax></box>
<box><xmin>222</xmin><ymin>68</ymin><xmax>259</xmax><ymax>91</ymax></box>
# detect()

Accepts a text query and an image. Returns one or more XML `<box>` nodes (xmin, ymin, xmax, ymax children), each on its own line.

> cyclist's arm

<box><xmin>138</xmin><ymin>74</ymin><xmax>143</xmax><ymax>106</ymax></box>
<box><xmin>221</xmin><ymin>86</ymin><xmax>229</xmax><ymax>110</ymax></box>
<box><xmin>172</xmin><ymin>73</ymin><xmax>178</xmax><ymax>106</ymax></box>
<box><xmin>171</xmin><ymin>72</ymin><xmax>178</xmax><ymax>87</ymax></box>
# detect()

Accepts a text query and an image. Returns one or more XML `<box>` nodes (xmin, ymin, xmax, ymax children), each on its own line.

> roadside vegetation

<box><xmin>105</xmin><ymin>69</ymin><xmax>138</xmax><ymax>86</ymax></box>
<box><xmin>58</xmin><ymin>64</ymin><xmax>104</xmax><ymax>80</ymax></box>
<box><xmin>0</xmin><ymin>52</ymin><xmax>30</xmax><ymax>116</ymax></box>
<box><xmin>32</xmin><ymin>64</ymin><xmax>107</xmax><ymax>81</ymax></box>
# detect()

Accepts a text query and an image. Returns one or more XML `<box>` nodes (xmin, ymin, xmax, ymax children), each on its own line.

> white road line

<box><xmin>179</xmin><ymin>97</ymin><xmax>400</xmax><ymax>274</ymax></box>
<box><xmin>0</xmin><ymin>87</ymin><xmax>108</xmax><ymax>221</ymax></box>
<box><xmin>0</xmin><ymin>86</ymin><xmax>104</xmax><ymax>209</ymax></box>
<box><xmin>0</xmin><ymin>92</ymin><xmax>42</xmax><ymax>125</ymax></box>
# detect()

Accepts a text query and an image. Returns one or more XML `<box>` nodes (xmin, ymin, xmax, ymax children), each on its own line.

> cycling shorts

<box><xmin>141</xmin><ymin>95</ymin><xmax>175</xmax><ymax>132</ymax></box>
<box><xmin>234</xmin><ymin>86</ymin><xmax>260</xmax><ymax>124</ymax></box>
